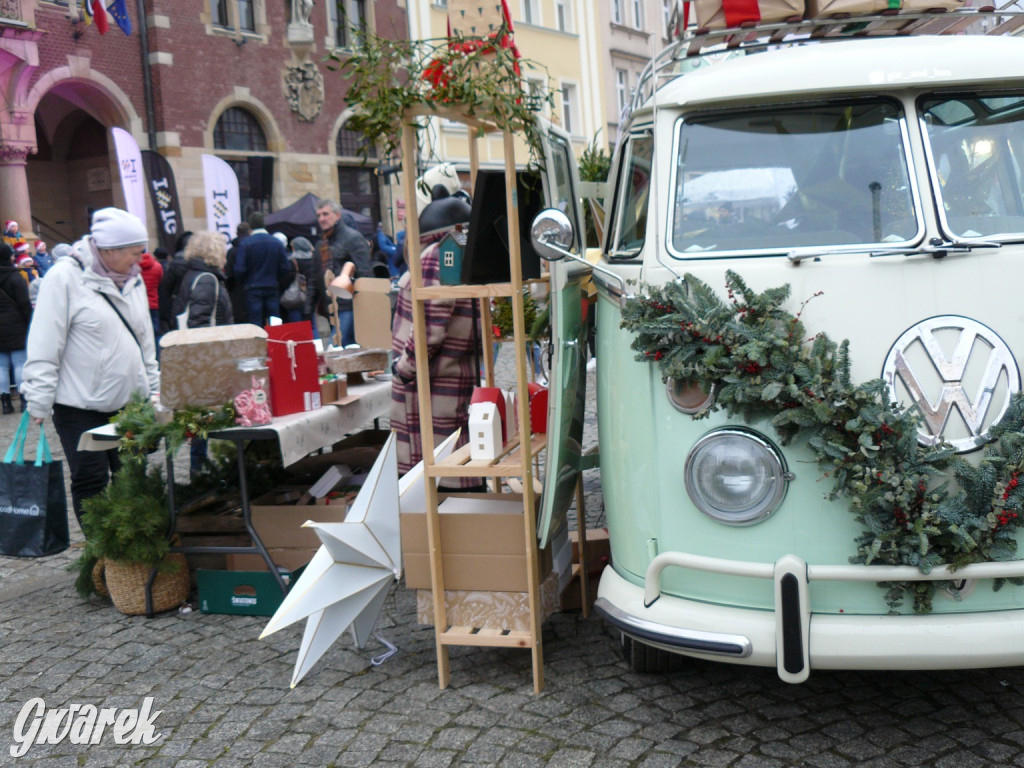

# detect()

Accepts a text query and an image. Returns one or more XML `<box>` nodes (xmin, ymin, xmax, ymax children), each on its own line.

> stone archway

<box><xmin>24</xmin><ymin>73</ymin><xmax>139</xmax><ymax>245</ymax></box>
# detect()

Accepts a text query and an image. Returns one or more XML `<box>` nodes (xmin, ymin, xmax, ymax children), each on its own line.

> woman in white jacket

<box><xmin>22</xmin><ymin>208</ymin><xmax>158</xmax><ymax>527</ymax></box>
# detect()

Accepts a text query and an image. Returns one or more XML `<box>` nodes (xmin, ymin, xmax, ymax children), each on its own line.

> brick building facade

<box><xmin>0</xmin><ymin>0</ymin><xmax>406</xmax><ymax>250</ymax></box>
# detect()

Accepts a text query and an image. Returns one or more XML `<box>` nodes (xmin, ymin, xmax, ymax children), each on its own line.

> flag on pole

<box><xmin>202</xmin><ymin>155</ymin><xmax>241</xmax><ymax>244</ymax></box>
<box><xmin>112</xmin><ymin>128</ymin><xmax>148</xmax><ymax>229</ymax></box>
<box><xmin>142</xmin><ymin>150</ymin><xmax>184</xmax><ymax>256</ymax></box>
<box><xmin>107</xmin><ymin>0</ymin><xmax>131</xmax><ymax>35</ymax></box>
<box><xmin>89</xmin><ymin>0</ymin><xmax>108</xmax><ymax>34</ymax></box>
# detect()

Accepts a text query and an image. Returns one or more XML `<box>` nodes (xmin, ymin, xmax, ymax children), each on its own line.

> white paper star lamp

<box><xmin>260</xmin><ymin>430</ymin><xmax>461</xmax><ymax>686</ymax></box>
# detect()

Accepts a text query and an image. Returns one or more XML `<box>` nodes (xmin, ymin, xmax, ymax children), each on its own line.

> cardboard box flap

<box><xmin>160</xmin><ymin>323</ymin><xmax>268</xmax><ymax>349</ymax></box>
<box><xmin>353</xmin><ymin>277</ymin><xmax>393</xmax><ymax>350</ymax></box>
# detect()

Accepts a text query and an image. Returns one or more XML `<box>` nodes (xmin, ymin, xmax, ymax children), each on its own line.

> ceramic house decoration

<box><xmin>469</xmin><ymin>401</ymin><xmax>503</xmax><ymax>460</ymax></box>
<box><xmin>438</xmin><ymin>230</ymin><xmax>467</xmax><ymax>286</ymax></box>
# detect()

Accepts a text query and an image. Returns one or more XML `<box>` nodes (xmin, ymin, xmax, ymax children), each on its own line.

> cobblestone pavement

<box><xmin>4</xmin><ymin>362</ymin><xmax>1024</xmax><ymax>767</ymax></box>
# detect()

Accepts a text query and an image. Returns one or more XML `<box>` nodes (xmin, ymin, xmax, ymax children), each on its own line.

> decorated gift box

<box><xmin>694</xmin><ymin>0</ymin><xmax>803</xmax><ymax>29</ymax></box>
<box><xmin>266</xmin><ymin>322</ymin><xmax>321</xmax><ymax>417</ymax></box>
<box><xmin>160</xmin><ymin>324</ymin><xmax>268</xmax><ymax>409</ymax></box>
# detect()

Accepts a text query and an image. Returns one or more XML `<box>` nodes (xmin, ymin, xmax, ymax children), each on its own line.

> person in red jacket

<box><xmin>139</xmin><ymin>251</ymin><xmax>164</xmax><ymax>357</ymax></box>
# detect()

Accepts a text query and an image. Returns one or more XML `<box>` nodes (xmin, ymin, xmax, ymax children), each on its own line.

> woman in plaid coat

<box><xmin>390</xmin><ymin>195</ymin><xmax>482</xmax><ymax>490</ymax></box>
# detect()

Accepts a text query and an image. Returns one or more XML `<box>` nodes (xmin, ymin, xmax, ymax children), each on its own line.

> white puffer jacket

<box><xmin>22</xmin><ymin>236</ymin><xmax>159</xmax><ymax>419</ymax></box>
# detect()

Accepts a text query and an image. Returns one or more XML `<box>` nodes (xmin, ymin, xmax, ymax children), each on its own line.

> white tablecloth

<box><xmin>78</xmin><ymin>378</ymin><xmax>391</xmax><ymax>468</ymax></box>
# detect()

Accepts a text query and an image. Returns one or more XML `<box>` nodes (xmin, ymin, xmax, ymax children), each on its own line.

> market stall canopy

<box><xmin>265</xmin><ymin>193</ymin><xmax>375</xmax><ymax>241</ymax></box>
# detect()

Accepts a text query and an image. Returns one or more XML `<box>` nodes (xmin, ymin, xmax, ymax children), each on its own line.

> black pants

<box><xmin>52</xmin><ymin>404</ymin><xmax>121</xmax><ymax>529</ymax></box>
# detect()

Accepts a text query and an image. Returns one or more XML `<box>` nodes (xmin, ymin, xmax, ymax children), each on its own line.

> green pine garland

<box><xmin>622</xmin><ymin>270</ymin><xmax>1024</xmax><ymax>613</ymax></box>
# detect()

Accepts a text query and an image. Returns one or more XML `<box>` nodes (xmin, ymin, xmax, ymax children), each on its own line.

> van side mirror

<box><xmin>531</xmin><ymin>208</ymin><xmax>575</xmax><ymax>262</ymax></box>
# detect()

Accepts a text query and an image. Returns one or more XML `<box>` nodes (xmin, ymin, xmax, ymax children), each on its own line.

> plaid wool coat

<box><xmin>390</xmin><ymin>237</ymin><xmax>481</xmax><ymax>488</ymax></box>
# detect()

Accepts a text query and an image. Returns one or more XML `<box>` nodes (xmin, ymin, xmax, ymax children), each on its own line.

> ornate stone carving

<box><xmin>0</xmin><ymin>145</ymin><xmax>33</xmax><ymax>164</ymax></box>
<box><xmin>0</xmin><ymin>0</ymin><xmax>22</xmax><ymax>22</ymax></box>
<box><xmin>283</xmin><ymin>60</ymin><xmax>324</xmax><ymax>123</ymax></box>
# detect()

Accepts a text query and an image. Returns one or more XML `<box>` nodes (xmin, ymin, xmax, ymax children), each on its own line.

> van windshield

<box><xmin>921</xmin><ymin>93</ymin><xmax>1024</xmax><ymax>240</ymax></box>
<box><xmin>670</xmin><ymin>100</ymin><xmax>918</xmax><ymax>256</ymax></box>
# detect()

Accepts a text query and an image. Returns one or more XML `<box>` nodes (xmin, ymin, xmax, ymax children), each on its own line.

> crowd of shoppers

<box><xmin>6</xmin><ymin>195</ymin><xmax>388</xmax><ymax>534</ymax></box>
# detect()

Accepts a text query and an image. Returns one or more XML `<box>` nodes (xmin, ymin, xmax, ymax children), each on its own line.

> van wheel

<box><xmin>621</xmin><ymin>634</ymin><xmax>687</xmax><ymax>673</ymax></box>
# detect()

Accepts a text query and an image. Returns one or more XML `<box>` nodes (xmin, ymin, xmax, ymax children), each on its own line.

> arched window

<box><xmin>214</xmin><ymin>106</ymin><xmax>272</xmax><ymax>217</ymax></box>
<box><xmin>336</xmin><ymin>122</ymin><xmax>380</xmax><ymax>223</ymax></box>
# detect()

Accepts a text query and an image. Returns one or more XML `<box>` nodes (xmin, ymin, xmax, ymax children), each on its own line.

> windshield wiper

<box><xmin>867</xmin><ymin>237</ymin><xmax>1002</xmax><ymax>259</ymax></box>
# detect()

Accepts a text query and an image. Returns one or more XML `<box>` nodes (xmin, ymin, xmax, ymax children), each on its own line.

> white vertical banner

<box><xmin>112</xmin><ymin>127</ymin><xmax>147</xmax><ymax>228</ymax></box>
<box><xmin>202</xmin><ymin>154</ymin><xmax>240</xmax><ymax>243</ymax></box>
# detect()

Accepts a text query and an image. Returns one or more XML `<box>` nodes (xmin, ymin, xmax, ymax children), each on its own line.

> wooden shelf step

<box><xmin>427</xmin><ymin>432</ymin><xmax>546</xmax><ymax>478</ymax></box>
<box><xmin>415</xmin><ymin>283</ymin><xmax>515</xmax><ymax>301</ymax></box>
<box><xmin>440</xmin><ymin>626</ymin><xmax>533</xmax><ymax>648</ymax></box>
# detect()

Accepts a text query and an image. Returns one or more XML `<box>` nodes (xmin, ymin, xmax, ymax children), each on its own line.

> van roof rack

<box><xmin>632</xmin><ymin>5</ymin><xmax>1024</xmax><ymax>114</ymax></box>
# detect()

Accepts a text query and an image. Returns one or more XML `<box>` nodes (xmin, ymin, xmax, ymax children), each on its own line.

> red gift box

<box><xmin>528</xmin><ymin>382</ymin><xmax>548</xmax><ymax>434</ymax></box>
<box><xmin>265</xmin><ymin>322</ymin><xmax>321</xmax><ymax>417</ymax></box>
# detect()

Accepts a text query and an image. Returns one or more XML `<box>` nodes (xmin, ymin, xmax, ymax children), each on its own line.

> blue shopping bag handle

<box><xmin>3</xmin><ymin>411</ymin><xmax>30</xmax><ymax>465</ymax></box>
<box><xmin>35</xmin><ymin>424</ymin><xmax>52</xmax><ymax>467</ymax></box>
<box><xmin>2</xmin><ymin>413</ymin><xmax>53</xmax><ymax>467</ymax></box>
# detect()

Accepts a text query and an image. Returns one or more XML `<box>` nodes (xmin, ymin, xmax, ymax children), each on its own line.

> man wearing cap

<box><xmin>22</xmin><ymin>207</ymin><xmax>158</xmax><ymax>528</ymax></box>
<box><xmin>233</xmin><ymin>211</ymin><xmax>290</xmax><ymax>327</ymax></box>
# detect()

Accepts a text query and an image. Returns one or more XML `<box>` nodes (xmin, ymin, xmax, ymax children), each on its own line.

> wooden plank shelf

<box><xmin>414</xmin><ymin>282</ymin><xmax>515</xmax><ymax>301</ymax></box>
<box><xmin>427</xmin><ymin>433</ymin><xmax>546</xmax><ymax>478</ymax></box>
<box><xmin>440</xmin><ymin>626</ymin><xmax>533</xmax><ymax>648</ymax></box>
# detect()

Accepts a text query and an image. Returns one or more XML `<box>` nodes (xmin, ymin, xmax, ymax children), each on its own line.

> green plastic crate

<box><xmin>197</xmin><ymin>566</ymin><xmax>305</xmax><ymax>616</ymax></box>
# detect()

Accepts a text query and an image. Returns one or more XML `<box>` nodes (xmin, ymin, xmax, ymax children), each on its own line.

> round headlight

<box><xmin>666</xmin><ymin>378</ymin><xmax>715</xmax><ymax>414</ymax></box>
<box><xmin>684</xmin><ymin>429</ymin><xmax>790</xmax><ymax>525</ymax></box>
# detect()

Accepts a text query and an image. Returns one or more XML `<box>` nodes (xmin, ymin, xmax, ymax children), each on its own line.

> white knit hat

<box><xmin>91</xmin><ymin>208</ymin><xmax>148</xmax><ymax>249</ymax></box>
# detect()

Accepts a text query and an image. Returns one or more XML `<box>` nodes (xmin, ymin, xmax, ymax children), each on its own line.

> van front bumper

<box><xmin>595</xmin><ymin>552</ymin><xmax>1024</xmax><ymax>683</ymax></box>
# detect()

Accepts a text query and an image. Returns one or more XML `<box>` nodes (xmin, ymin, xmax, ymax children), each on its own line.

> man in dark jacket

<box><xmin>224</xmin><ymin>221</ymin><xmax>252</xmax><ymax>324</ymax></box>
<box><xmin>314</xmin><ymin>199</ymin><xmax>373</xmax><ymax>347</ymax></box>
<box><xmin>234</xmin><ymin>212</ymin><xmax>290</xmax><ymax>326</ymax></box>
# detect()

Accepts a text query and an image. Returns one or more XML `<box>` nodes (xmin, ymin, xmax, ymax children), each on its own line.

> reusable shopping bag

<box><xmin>279</xmin><ymin>262</ymin><xmax>307</xmax><ymax>310</ymax></box>
<box><xmin>176</xmin><ymin>272</ymin><xmax>220</xmax><ymax>330</ymax></box>
<box><xmin>0</xmin><ymin>412</ymin><xmax>70</xmax><ymax>557</ymax></box>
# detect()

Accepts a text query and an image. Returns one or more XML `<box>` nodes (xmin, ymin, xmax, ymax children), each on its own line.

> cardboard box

<box><xmin>805</xmin><ymin>0</ymin><xmax>896</xmax><ymax>15</ymax></box>
<box><xmin>569</xmin><ymin>527</ymin><xmax>611</xmax><ymax>572</ymax></box>
<box><xmin>694</xmin><ymin>0</ymin><xmax>803</xmax><ymax>29</ymax></box>
<box><xmin>226</xmin><ymin>549</ymin><xmax>316</xmax><ymax>572</ymax></box>
<box><xmin>401</xmin><ymin>493</ymin><xmax>552</xmax><ymax>592</ymax></box>
<box><xmin>159</xmin><ymin>323</ymin><xmax>267</xmax><ymax>409</ymax></box>
<box><xmin>195</xmin><ymin>487</ymin><xmax>349</xmax><ymax>616</ymax></box>
<box><xmin>250</xmin><ymin>487</ymin><xmax>349</xmax><ymax>549</ymax></box>
<box><xmin>197</xmin><ymin>565</ymin><xmax>304</xmax><ymax>616</ymax></box>
<box><xmin>416</xmin><ymin>569</ymin><xmax>561</xmax><ymax>630</ymax></box>
<box><xmin>353</xmin><ymin>277</ymin><xmax>393</xmax><ymax>349</ymax></box>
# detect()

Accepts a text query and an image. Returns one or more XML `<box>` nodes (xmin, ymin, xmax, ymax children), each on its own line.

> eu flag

<box><xmin>106</xmin><ymin>0</ymin><xmax>131</xmax><ymax>35</ymax></box>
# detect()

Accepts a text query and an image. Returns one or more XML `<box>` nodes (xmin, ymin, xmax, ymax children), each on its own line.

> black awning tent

<box><xmin>264</xmin><ymin>192</ymin><xmax>375</xmax><ymax>242</ymax></box>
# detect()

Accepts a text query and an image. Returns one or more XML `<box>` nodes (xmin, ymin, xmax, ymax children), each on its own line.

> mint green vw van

<box><xmin>535</xmin><ymin>11</ymin><xmax>1024</xmax><ymax>683</ymax></box>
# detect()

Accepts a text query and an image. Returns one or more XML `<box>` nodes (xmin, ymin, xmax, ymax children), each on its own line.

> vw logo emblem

<box><xmin>882</xmin><ymin>316</ymin><xmax>1020</xmax><ymax>453</ymax></box>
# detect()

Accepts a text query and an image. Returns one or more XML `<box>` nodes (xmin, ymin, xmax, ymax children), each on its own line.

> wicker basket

<box><xmin>93</xmin><ymin>553</ymin><xmax>190</xmax><ymax>616</ymax></box>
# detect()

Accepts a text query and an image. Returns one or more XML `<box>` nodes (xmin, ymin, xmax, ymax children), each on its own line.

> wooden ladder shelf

<box><xmin>400</xmin><ymin>107</ymin><xmax>549</xmax><ymax>693</ymax></box>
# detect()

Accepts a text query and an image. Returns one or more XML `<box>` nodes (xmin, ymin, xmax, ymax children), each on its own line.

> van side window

<box><xmin>670</xmin><ymin>100</ymin><xmax>918</xmax><ymax>255</ymax></box>
<box><xmin>611</xmin><ymin>132</ymin><xmax>654</xmax><ymax>258</ymax></box>
<box><xmin>920</xmin><ymin>93</ymin><xmax>1024</xmax><ymax>240</ymax></box>
<box><xmin>547</xmin><ymin>133</ymin><xmax>583</xmax><ymax>239</ymax></box>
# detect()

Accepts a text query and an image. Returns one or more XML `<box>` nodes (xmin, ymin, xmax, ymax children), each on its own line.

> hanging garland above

<box><xmin>620</xmin><ymin>270</ymin><xmax>1024</xmax><ymax>613</ymax></box>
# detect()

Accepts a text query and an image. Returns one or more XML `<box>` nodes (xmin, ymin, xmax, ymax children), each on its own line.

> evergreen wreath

<box><xmin>621</xmin><ymin>270</ymin><xmax>1024</xmax><ymax>613</ymax></box>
